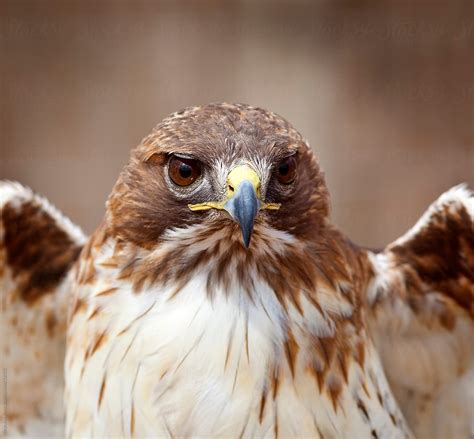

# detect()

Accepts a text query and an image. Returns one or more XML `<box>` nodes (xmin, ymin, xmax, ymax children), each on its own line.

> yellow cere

<box><xmin>226</xmin><ymin>165</ymin><xmax>261</xmax><ymax>197</ymax></box>
<box><xmin>188</xmin><ymin>165</ymin><xmax>281</xmax><ymax>212</ymax></box>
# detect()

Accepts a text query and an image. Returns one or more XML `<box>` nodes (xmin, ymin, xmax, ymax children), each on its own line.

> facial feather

<box><xmin>106</xmin><ymin>103</ymin><xmax>329</xmax><ymax>248</ymax></box>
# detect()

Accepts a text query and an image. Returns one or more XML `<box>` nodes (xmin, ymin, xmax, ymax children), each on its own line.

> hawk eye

<box><xmin>168</xmin><ymin>156</ymin><xmax>201</xmax><ymax>187</ymax></box>
<box><xmin>276</xmin><ymin>156</ymin><xmax>297</xmax><ymax>184</ymax></box>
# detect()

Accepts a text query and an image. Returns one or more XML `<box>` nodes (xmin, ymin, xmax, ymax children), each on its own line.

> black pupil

<box><xmin>279</xmin><ymin>162</ymin><xmax>290</xmax><ymax>176</ymax></box>
<box><xmin>179</xmin><ymin>163</ymin><xmax>193</xmax><ymax>179</ymax></box>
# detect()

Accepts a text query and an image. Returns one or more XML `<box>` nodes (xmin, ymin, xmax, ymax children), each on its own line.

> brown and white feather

<box><xmin>366</xmin><ymin>185</ymin><xmax>474</xmax><ymax>439</ymax></box>
<box><xmin>0</xmin><ymin>181</ymin><xmax>85</xmax><ymax>436</ymax></box>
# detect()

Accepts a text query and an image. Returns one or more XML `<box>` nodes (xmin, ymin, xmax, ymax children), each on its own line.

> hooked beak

<box><xmin>188</xmin><ymin>165</ymin><xmax>280</xmax><ymax>248</ymax></box>
<box><xmin>224</xmin><ymin>179</ymin><xmax>259</xmax><ymax>248</ymax></box>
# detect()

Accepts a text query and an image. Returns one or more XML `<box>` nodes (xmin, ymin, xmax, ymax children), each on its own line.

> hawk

<box><xmin>1</xmin><ymin>103</ymin><xmax>473</xmax><ymax>438</ymax></box>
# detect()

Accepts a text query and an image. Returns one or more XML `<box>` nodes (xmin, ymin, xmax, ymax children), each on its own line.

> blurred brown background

<box><xmin>1</xmin><ymin>0</ymin><xmax>473</xmax><ymax>247</ymax></box>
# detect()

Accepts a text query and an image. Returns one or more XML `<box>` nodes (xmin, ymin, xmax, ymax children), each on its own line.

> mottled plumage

<box><xmin>0</xmin><ymin>183</ymin><xmax>85</xmax><ymax>436</ymax></box>
<box><xmin>1</xmin><ymin>103</ymin><xmax>472</xmax><ymax>438</ymax></box>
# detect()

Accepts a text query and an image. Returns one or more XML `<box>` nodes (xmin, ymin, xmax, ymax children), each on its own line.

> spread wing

<box><xmin>0</xmin><ymin>181</ymin><xmax>86</xmax><ymax>436</ymax></box>
<box><xmin>365</xmin><ymin>185</ymin><xmax>473</xmax><ymax>439</ymax></box>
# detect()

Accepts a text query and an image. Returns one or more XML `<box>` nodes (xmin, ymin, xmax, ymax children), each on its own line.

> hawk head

<box><xmin>107</xmin><ymin>103</ymin><xmax>329</xmax><ymax>249</ymax></box>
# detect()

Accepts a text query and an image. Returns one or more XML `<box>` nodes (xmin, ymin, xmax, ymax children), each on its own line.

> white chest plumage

<box><xmin>65</xmin><ymin>229</ymin><xmax>409</xmax><ymax>438</ymax></box>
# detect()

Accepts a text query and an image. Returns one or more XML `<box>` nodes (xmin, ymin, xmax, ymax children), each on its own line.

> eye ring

<box><xmin>168</xmin><ymin>155</ymin><xmax>202</xmax><ymax>187</ymax></box>
<box><xmin>276</xmin><ymin>156</ymin><xmax>297</xmax><ymax>185</ymax></box>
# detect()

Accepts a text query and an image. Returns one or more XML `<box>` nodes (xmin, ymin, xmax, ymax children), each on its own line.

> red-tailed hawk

<box><xmin>1</xmin><ymin>103</ymin><xmax>473</xmax><ymax>438</ymax></box>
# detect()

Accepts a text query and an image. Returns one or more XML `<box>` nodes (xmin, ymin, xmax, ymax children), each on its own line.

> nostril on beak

<box><xmin>228</xmin><ymin>184</ymin><xmax>235</xmax><ymax>194</ymax></box>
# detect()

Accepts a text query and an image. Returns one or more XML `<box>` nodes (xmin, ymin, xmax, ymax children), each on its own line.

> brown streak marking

<box><xmin>259</xmin><ymin>390</ymin><xmax>267</xmax><ymax>423</ymax></box>
<box><xmin>70</xmin><ymin>297</ymin><xmax>87</xmax><ymax>318</ymax></box>
<box><xmin>377</xmin><ymin>392</ymin><xmax>384</xmax><ymax>407</ymax></box>
<box><xmin>259</xmin><ymin>297</ymin><xmax>275</xmax><ymax>324</ymax></box>
<box><xmin>305</xmin><ymin>291</ymin><xmax>325</xmax><ymax>318</ymax></box>
<box><xmin>77</xmin><ymin>257</ymin><xmax>97</xmax><ymax>285</ymax></box>
<box><xmin>361</xmin><ymin>380</ymin><xmax>370</xmax><ymax>397</ymax></box>
<box><xmin>307</xmin><ymin>361</ymin><xmax>324</xmax><ymax>392</ymax></box>
<box><xmin>439</xmin><ymin>307</ymin><xmax>456</xmax><ymax>330</ymax></box>
<box><xmin>80</xmin><ymin>352</ymin><xmax>87</xmax><ymax>378</ymax></box>
<box><xmin>98</xmin><ymin>374</ymin><xmax>107</xmax><ymax>409</ymax></box>
<box><xmin>153</xmin><ymin>380</ymin><xmax>177</xmax><ymax>404</ymax></box>
<box><xmin>186</xmin><ymin>301</ymin><xmax>204</xmax><ymax>328</ymax></box>
<box><xmin>318</xmin><ymin>337</ymin><xmax>334</xmax><ymax>366</ymax></box>
<box><xmin>87</xmin><ymin>307</ymin><xmax>101</xmax><ymax>321</ymax></box>
<box><xmin>231</xmin><ymin>349</ymin><xmax>242</xmax><ymax>394</ymax></box>
<box><xmin>96</xmin><ymin>287</ymin><xmax>118</xmax><ymax>297</ymax></box>
<box><xmin>338</xmin><ymin>352</ymin><xmax>349</xmax><ymax>384</ymax></box>
<box><xmin>355</xmin><ymin>340</ymin><xmax>366</xmax><ymax>368</ymax></box>
<box><xmin>131</xmin><ymin>363</ymin><xmax>142</xmax><ymax>396</ymax></box>
<box><xmin>120</xmin><ymin>330</ymin><xmax>140</xmax><ymax>364</ymax></box>
<box><xmin>130</xmin><ymin>401</ymin><xmax>135</xmax><ymax>436</ymax></box>
<box><xmin>274</xmin><ymin>403</ymin><xmax>279</xmax><ymax>439</ymax></box>
<box><xmin>90</xmin><ymin>330</ymin><xmax>108</xmax><ymax>357</ymax></box>
<box><xmin>45</xmin><ymin>310</ymin><xmax>57</xmax><ymax>338</ymax></box>
<box><xmin>284</xmin><ymin>329</ymin><xmax>299</xmax><ymax>378</ymax></box>
<box><xmin>118</xmin><ymin>261</ymin><xmax>135</xmax><ymax>281</ymax></box>
<box><xmin>328</xmin><ymin>379</ymin><xmax>342</xmax><ymax>412</ymax></box>
<box><xmin>224</xmin><ymin>321</ymin><xmax>236</xmax><ymax>372</ymax></box>
<box><xmin>272</xmin><ymin>366</ymin><xmax>280</xmax><ymax>399</ymax></box>
<box><xmin>357</xmin><ymin>399</ymin><xmax>369</xmax><ymax>422</ymax></box>
<box><xmin>174</xmin><ymin>332</ymin><xmax>205</xmax><ymax>373</ymax></box>
<box><xmin>118</xmin><ymin>302</ymin><xmax>155</xmax><ymax>336</ymax></box>
<box><xmin>99</xmin><ymin>257</ymin><xmax>119</xmax><ymax>268</ymax></box>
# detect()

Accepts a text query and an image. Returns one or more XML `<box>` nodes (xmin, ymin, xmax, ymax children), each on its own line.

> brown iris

<box><xmin>276</xmin><ymin>156</ymin><xmax>297</xmax><ymax>184</ymax></box>
<box><xmin>168</xmin><ymin>156</ymin><xmax>201</xmax><ymax>186</ymax></box>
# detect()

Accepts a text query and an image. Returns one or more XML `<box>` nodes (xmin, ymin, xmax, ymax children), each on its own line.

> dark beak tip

<box><xmin>225</xmin><ymin>180</ymin><xmax>259</xmax><ymax>250</ymax></box>
<box><xmin>238</xmin><ymin>209</ymin><xmax>255</xmax><ymax>249</ymax></box>
<box><xmin>242</xmin><ymin>231</ymin><xmax>252</xmax><ymax>248</ymax></box>
<box><xmin>238</xmin><ymin>219</ymin><xmax>253</xmax><ymax>248</ymax></box>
